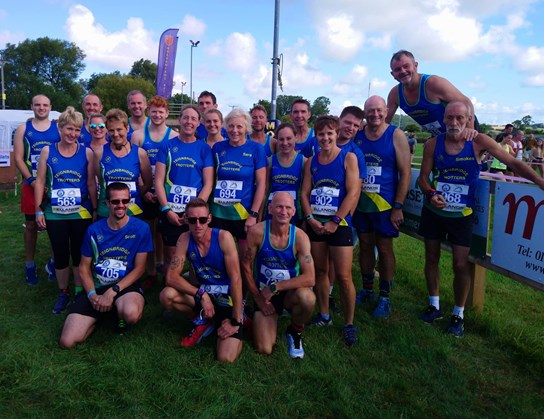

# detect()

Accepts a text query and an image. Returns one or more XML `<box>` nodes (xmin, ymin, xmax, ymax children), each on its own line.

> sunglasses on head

<box><xmin>109</xmin><ymin>198</ymin><xmax>131</xmax><ymax>205</ymax></box>
<box><xmin>90</xmin><ymin>123</ymin><xmax>106</xmax><ymax>129</ymax></box>
<box><xmin>187</xmin><ymin>216</ymin><xmax>209</xmax><ymax>225</ymax></box>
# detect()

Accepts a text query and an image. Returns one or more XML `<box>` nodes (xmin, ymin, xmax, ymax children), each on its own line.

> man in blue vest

<box><xmin>386</xmin><ymin>50</ymin><xmax>477</xmax><ymax>136</ymax></box>
<box><xmin>417</xmin><ymin>102</ymin><xmax>544</xmax><ymax>337</ymax></box>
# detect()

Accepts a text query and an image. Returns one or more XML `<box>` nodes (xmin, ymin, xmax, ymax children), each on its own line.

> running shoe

<box><xmin>311</xmin><ymin>313</ymin><xmax>333</xmax><ymax>327</ymax></box>
<box><xmin>180</xmin><ymin>315</ymin><xmax>215</xmax><ymax>347</ymax></box>
<box><xmin>285</xmin><ymin>327</ymin><xmax>304</xmax><ymax>359</ymax></box>
<box><xmin>419</xmin><ymin>305</ymin><xmax>444</xmax><ymax>324</ymax></box>
<box><xmin>342</xmin><ymin>324</ymin><xmax>358</xmax><ymax>346</ymax></box>
<box><xmin>52</xmin><ymin>292</ymin><xmax>70</xmax><ymax>314</ymax></box>
<box><xmin>372</xmin><ymin>296</ymin><xmax>391</xmax><ymax>318</ymax></box>
<box><xmin>446</xmin><ymin>315</ymin><xmax>464</xmax><ymax>338</ymax></box>
<box><xmin>45</xmin><ymin>258</ymin><xmax>56</xmax><ymax>281</ymax></box>
<box><xmin>25</xmin><ymin>265</ymin><xmax>39</xmax><ymax>286</ymax></box>
<box><xmin>355</xmin><ymin>289</ymin><xmax>375</xmax><ymax>305</ymax></box>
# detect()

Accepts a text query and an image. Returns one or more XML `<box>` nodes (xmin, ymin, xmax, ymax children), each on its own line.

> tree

<box><xmin>92</xmin><ymin>74</ymin><xmax>155</xmax><ymax>112</ymax></box>
<box><xmin>521</xmin><ymin>115</ymin><xmax>533</xmax><ymax>127</ymax></box>
<box><xmin>310</xmin><ymin>96</ymin><xmax>330</xmax><ymax>122</ymax></box>
<box><xmin>478</xmin><ymin>123</ymin><xmax>492</xmax><ymax>134</ymax></box>
<box><xmin>86</xmin><ymin>71</ymin><xmax>121</xmax><ymax>92</ymax></box>
<box><xmin>403</xmin><ymin>123</ymin><xmax>421</xmax><ymax>133</ymax></box>
<box><xmin>511</xmin><ymin>119</ymin><xmax>522</xmax><ymax>129</ymax></box>
<box><xmin>1</xmin><ymin>37</ymin><xmax>86</xmax><ymax>110</ymax></box>
<box><xmin>254</xmin><ymin>99</ymin><xmax>271</xmax><ymax>117</ymax></box>
<box><xmin>276</xmin><ymin>95</ymin><xmax>303</xmax><ymax>118</ymax></box>
<box><xmin>129</xmin><ymin>59</ymin><xmax>157</xmax><ymax>85</ymax></box>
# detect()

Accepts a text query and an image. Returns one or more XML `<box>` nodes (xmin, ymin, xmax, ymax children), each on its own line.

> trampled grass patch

<box><xmin>0</xmin><ymin>190</ymin><xmax>543</xmax><ymax>417</ymax></box>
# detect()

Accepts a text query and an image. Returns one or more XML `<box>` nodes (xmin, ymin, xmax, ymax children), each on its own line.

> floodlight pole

<box><xmin>270</xmin><ymin>0</ymin><xmax>280</xmax><ymax>120</ymax></box>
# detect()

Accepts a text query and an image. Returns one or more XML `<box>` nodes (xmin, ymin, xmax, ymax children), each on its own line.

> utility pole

<box><xmin>270</xmin><ymin>0</ymin><xmax>280</xmax><ymax>121</ymax></box>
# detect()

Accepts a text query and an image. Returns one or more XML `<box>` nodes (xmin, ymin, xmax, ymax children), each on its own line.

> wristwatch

<box><xmin>248</xmin><ymin>210</ymin><xmax>259</xmax><ymax>218</ymax></box>
<box><xmin>112</xmin><ymin>285</ymin><xmax>120</xmax><ymax>295</ymax></box>
<box><xmin>194</xmin><ymin>288</ymin><xmax>205</xmax><ymax>303</ymax></box>
<box><xmin>268</xmin><ymin>282</ymin><xmax>280</xmax><ymax>295</ymax></box>
<box><xmin>331</xmin><ymin>215</ymin><xmax>342</xmax><ymax>225</ymax></box>
<box><xmin>393</xmin><ymin>202</ymin><xmax>404</xmax><ymax>210</ymax></box>
<box><xmin>230</xmin><ymin>318</ymin><xmax>243</xmax><ymax>327</ymax></box>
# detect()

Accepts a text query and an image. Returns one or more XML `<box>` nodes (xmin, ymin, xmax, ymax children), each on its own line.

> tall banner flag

<box><xmin>156</xmin><ymin>28</ymin><xmax>179</xmax><ymax>99</ymax></box>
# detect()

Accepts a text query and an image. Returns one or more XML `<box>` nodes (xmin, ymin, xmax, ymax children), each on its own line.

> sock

<box><xmin>430</xmin><ymin>296</ymin><xmax>440</xmax><ymax>310</ymax></box>
<box><xmin>362</xmin><ymin>273</ymin><xmax>375</xmax><ymax>291</ymax></box>
<box><xmin>290</xmin><ymin>321</ymin><xmax>304</xmax><ymax>333</ymax></box>
<box><xmin>25</xmin><ymin>261</ymin><xmax>36</xmax><ymax>268</ymax></box>
<box><xmin>329</xmin><ymin>285</ymin><xmax>333</xmax><ymax>296</ymax></box>
<box><xmin>452</xmin><ymin>305</ymin><xmax>464</xmax><ymax>319</ymax></box>
<box><xmin>379</xmin><ymin>279</ymin><xmax>392</xmax><ymax>298</ymax></box>
<box><xmin>75</xmin><ymin>286</ymin><xmax>83</xmax><ymax>294</ymax></box>
<box><xmin>320</xmin><ymin>313</ymin><xmax>330</xmax><ymax>320</ymax></box>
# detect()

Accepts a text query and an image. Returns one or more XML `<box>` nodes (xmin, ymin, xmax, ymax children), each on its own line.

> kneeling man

<box><xmin>160</xmin><ymin>198</ymin><xmax>243</xmax><ymax>363</ymax></box>
<box><xmin>60</xmin><ymin>182</ymin><xmax>153</xmax><ymax>348</ymax></box>
<box><xmin>242</xmin><ymin>192</ymin><xmax>315</xmax><ymax>359</ymax></box>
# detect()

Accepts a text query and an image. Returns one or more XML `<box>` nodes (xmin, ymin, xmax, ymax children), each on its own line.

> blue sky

<box><xmin>2</xmin><ymin>0</ymin><xmax>544</xmax><ymax>124</ymax></box>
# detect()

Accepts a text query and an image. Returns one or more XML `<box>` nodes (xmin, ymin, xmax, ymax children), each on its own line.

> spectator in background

<box><xmin>530</xmin><ymin>138</ymin><xmax>544</xmax><ymax>177</ymax></box>
<box><xmin>496</xmin><ymin>123</ymin><xmax>514</xmax><ymax>142</ymax></box>
<box><xmin>524</xmin><ymin>133</ymin><xmax>537</xmax><ymax>161</ymax></box>
<box><xmin>489</xmin><ymin>133</ymin><xmax>515</xmax><ymax>178</ymax></box>
<box><xmin>407</xmin><ymin>132</ymin><xmax>417</xmax><ymax>163</ymax></box>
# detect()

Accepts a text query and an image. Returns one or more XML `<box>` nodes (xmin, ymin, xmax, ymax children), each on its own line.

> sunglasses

<box><xmin>187</xmin><ymin>216</ymin><xmax>209</xmax><ymax>225</ymax></box>
<box><xmin>90</xmin><ymin>123</ymin><xmax>106</xmax><ymax>129</ymax></box>
<box><xmin>109</xmin><ymin>198</ymin><xmax>131</xmax><ymax>205</ymax></box>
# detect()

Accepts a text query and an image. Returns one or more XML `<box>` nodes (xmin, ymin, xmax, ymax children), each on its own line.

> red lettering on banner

<box><xmin>503</xmin><ymin>193</ymin><xmax>544</xmax><ymax>239</ymax></box>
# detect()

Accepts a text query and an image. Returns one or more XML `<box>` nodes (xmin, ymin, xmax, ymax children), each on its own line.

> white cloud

<box><xmin>0</xmin><ymin>29</ymin><xmax>25</xmax><ymax>47</ymax></box>
<box><xmin>315</xmin><ymin>13</ymin><xmax>364</xmax><ymax>62</ymax></box>
<box><xmin>65</xmin><ymin>4</ymin><xmax>156</xmax><ymax>71</ymax></box>
<box><xmin>179</xmin><ymin>15</ymin><xmax>206</xmax><ymax>39</ymax></box>
<box><xmin>224</xmin><ymin>32</ymin><xmax>257</xmax><ymax>73</ymax></box>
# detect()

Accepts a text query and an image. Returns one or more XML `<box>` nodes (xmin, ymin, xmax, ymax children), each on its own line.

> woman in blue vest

<box><xmin>210</xmin><ymin>108</ymin><xmax>267</xmax><ymax>256</ymax></box>
<box><xmin>34</xmin><ymin>106</ymin><xmax>97</xmax><ymax>315</ymax></box>
<box><xmin>94</xmin><ymin>109</ymin><xmax>152</xmax><ymax>219</ymax></box>
<box><xmin>301</xmin><ymin>115</ymin><xmax>360</xmax><ymax>346</ymax></box>
<box><xmin>265</xmin><ymin>123</ymin><xmax>305</xmax><ymax>224</ymax></box>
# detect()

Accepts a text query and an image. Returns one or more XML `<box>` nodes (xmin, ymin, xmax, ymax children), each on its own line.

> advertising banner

<box><xmin>491</xmin><ymin>182</ymin><xmax>544</xmax><ymax>285</ymax></box>
<box><xmin>156</xmin><ymin>28</ymin><xmax>179</xmax><ymax>99</ymax></box>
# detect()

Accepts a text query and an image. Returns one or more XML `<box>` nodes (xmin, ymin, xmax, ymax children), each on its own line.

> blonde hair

<box><xmin>58</xmin><ymin>106</ymin><xmax>83</xmax><ymax>128</ymax></box>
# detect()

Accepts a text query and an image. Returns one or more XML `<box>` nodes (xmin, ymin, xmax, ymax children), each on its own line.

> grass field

<box><xmin>0</xmin><ymin>189</ymin><xmax>543</xmax><ymax>418</ymax></box>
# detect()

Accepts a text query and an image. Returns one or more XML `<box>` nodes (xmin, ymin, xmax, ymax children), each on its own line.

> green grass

<box><xmin>0</xmin><ymin>190</ymin><xmax>543</xmax><ymax>418</ymax></box>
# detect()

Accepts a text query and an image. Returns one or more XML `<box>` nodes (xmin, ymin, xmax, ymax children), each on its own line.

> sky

<box><xmin>2</xmin><ymin>0</ymin><xmax>544</xmax><ymax>125</ymax></box>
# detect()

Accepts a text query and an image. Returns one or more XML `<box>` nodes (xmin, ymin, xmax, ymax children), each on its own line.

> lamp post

<box><xmin>180</xmin><ymin>81</ymin><xmax>187</xmax><ymax>105</ymax></box>
<box><xmin>190</xmin><ymin>40</ymin><xmax>200</xmax><ymax>104</ymax></box>
<box><xmin>0</xmin><ymin>53</ymin><xmax>5</xmax><ymax>110</ymax></box>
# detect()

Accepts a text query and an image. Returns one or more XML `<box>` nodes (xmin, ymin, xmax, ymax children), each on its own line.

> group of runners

<box><xmin>14</xmin><ymin>50</ymin><xmax>544</xmax><ymax>362</ymax></box>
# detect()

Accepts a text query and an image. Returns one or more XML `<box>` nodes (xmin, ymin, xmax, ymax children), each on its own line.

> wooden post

<box><xmin>466</xmin><ymin>262</ymin><xmax>486</xmax><ymax>313</ymax></box>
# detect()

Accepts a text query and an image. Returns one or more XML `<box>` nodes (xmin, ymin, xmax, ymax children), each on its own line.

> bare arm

<box><xmin>154</xmin><ymin>161</ymin><xmax>168</xmax><ymax>208</ymax></box>
<box><xmin>385</xmin><ymin>86</ymin><xmax>400</xmax><ymax>124</ymax></box>
<box><xmin>219</xmin><ymin>230</ymin><xmax>243</xmax><ymax>322</ymax></box>
<box><xmin>198</xmin><ymin>166</ymin><xmax>214</xmax><ymax>202</ymax></box>
<box><xmin>427</xmin><ymin>76</ymin><xmax>475</xmax><ymax>129</ymax></box>
<box><xmin>274</xmin><ymin>228</ymin><xmax>315</xmax><ymax>292</ymax></box>
<box><xmin>391</xmin><ymin>128</ymin><xmax>412</xmax><ymax>228</ymax></box>
<box><xmin>130</xmin><ymin>129</ymin><xmax>144</xmax><ymax>147</ymax></box>
<box><xmin>34</xmin><ymin>147</ymin><xmax>49</xmax><ymax>229</ymax></box>
<box><xmin>476</xmin><ymin>134</ymin><xmax>544</xmax><ymax>189</ymax></box>
<box><xmin>13</xmin><ymin>124</ymin><xmax>32</xmax><ymax>180</ymax></box>
<box><xmin>93</xmin><ymin>147</ymin><xmax>104</xmax><ymax>184</ymax></box>
<box><xmin>85</xmin><ymin>148</ymin><xmax>97</xmax><ymax>211</ymax></box>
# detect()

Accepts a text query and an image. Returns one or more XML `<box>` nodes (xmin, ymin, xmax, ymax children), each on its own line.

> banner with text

<box><xmin>156</xmin><ymin>28</ymin><xmax>179</xmax><ymax>99</ymax></box>
<box><xmin>403</xmin><ymin>168</ymin><xmax>490</xmax><ymax>259</ymax></box>
<box><xmin>491</xmin><ymin>182</ymin><xmax>544</xmax><ymax>285</ymax></box>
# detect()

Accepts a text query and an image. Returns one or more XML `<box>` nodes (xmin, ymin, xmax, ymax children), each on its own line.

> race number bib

<box><xmin>199</xmin><ymin>284</ymin><xmax>232</xmax><ymax>307</ymax></box>
<box><xmin>422</xmin><ymin>121</ymin><xmax>442</xmax><ymax>136</ymax></box>
<box><xmin>51</xmin><ymin>188</ymin><xmax>82</xmax><ymax>214</ymax></box>
<box><xmin>310</xmin><ymin>186</ymin><xmax>340</xmax><ymax>216</ymax></box>
<box><xmin>362</xmin><ymin>166</ymin><xmax>382</xmax><ymax>193</ymax></box>
<box><xmin>168</xmin><ymin>185</ymin><xmax>197</xmax><ymax>213</ymax></box>
<box><xmin>259</xmin><ymin>265</ymin><xmax>291</xmax><ymax>290</ymax></box>
<box><xmin>95</xmin><ymin>258</ymin><xmax>128</xmax><ymax>285</ymax></box>
<box><xmin>214</xmin><ymin>180</ymin><xmax>243</xmax><ymax>206</ymax></box>
<box><xmin>107</xmin><ymin>181</ymin><xmax>136</xmax><ymax>206</ymax></box>
<box><xmin>436</xmin><ymin>182</ymin><xmax>469</xmax><ymax>212</ymax></box>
